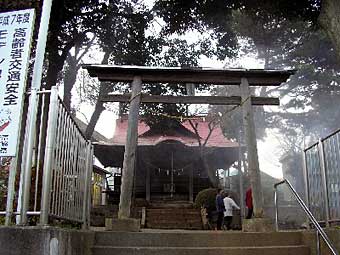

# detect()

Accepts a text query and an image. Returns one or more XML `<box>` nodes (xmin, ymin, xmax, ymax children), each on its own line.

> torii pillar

<box><xmin>118</xmin><ymin>76</ymin><xmax>142</xmax><ymax>219</ymax></box>
<box><xmin>240</xmin><ymin>77</ymin><xmax>264</xmax><ymax>218</ymax></box>
<box><xmin>240</xmin><ymin>77</ymin><xmax>274</xmax><ymax>232</ymax></box>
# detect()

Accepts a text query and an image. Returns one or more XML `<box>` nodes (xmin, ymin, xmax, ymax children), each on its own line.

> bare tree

<box><xmin>188</xmin><ymin>116</ymin><xmax>220</xmax><ymax>187</ymax></box>
<box><xmin>63</xmin><ymin>36</ymin><xmax>96</xmax><ymax>110</ymax></box>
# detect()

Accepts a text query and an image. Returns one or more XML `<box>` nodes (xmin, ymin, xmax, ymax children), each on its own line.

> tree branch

<box><xmin>76</xmin><ymin>36</ymin><xmax>96</xmax><ymax>64</ymax></box>
<box><xmin>203</xmin><ymin>118</ymin><xmax>219</xmax><ymax>147</ymax></box>
<box><xmin>188</xmin><ymin>119</ymin><xmax>202</xmax><ymax>147</ymax></box>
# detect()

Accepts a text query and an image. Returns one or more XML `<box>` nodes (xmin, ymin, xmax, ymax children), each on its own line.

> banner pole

<box><xmin>19</xmin><ymin>0</ymin><xmax>54</xmax><ymax>225</ymax></box>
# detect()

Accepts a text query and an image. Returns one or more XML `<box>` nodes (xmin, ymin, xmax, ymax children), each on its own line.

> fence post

<box><xmin>88</xmin><ymin>145</ymin><xmax>94</xmax><ymax>228</ymax></box>
<box><xmin>274</xmin><ymin>186</ymin><xmax>279</xmax><ymax>231</ymax></box>
<box><xmin>5</xmin><ymin>157</ymin><xmax>18</xmax><ymax>225</ymax></box>
<box><xmin>19</xmin><ymin>90</ymin><xmax>38</xmax><ymax>224</ymax></box>
<box><xmin>40</xmin><ymin>87</ymin><xmax>59</xmax><ymax>225</ymax></box>
<box><xmin>318</xmin><ymin>139</ymin><xmax>330</xmax><ymax>227</ymax></box>
<box><xmin>302</xmin><ymin>149</ymin><xmax>310</xmax><ymax>229</ymax></box>
<box><xmin>82</xmin><ymin>144</ymin><xmax>93</xmax><ymax>229</ymax></box>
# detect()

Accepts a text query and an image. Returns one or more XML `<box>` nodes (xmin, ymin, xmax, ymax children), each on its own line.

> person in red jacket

<box><xmin>245</xmin><ymin>187</ymin><xmax>253</xmax><ymax>219</ymax></box>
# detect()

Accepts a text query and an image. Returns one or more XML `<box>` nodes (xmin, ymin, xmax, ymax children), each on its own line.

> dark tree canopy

<box><xmin>3</xmin><ymin>0</ymin><xmax>339</xmax><ymax>145</ymax></box>
<box><xmin>153</xmin><ymin>0</ymin><xmax>239</xmax><ymax>60</ymax></box>
<box><xmin>205</xmin><ymin>1</ymin><xmax>340</xmax><ymax>151</ymax></box>
<box><xmin>0</xmin><ymin>0</ymin><xmax>41</xmax><ymax>12</ymax></box>
<box><xmin>153</xmin><ymin>0</ymin><xmax>321</xmax><ymax>27</ymax></box>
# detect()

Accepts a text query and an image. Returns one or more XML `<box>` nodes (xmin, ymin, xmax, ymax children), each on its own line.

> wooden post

<box><xmin>223</xmin><ymin>169</ymin><xmax>227</xmax><ymax>189</ymax></box>
<box><xmin>227</xmin><ymin>168</ymin><xmax>230</xmax><ymax>189</ymax></box>
<box><xmin>238</xmin><ymin>132</ymin><xmax>245</xmax><ymax>218</ymax></box>
<box><xmin>189</xmin><ymin>165</ymin><xmax>193</xmax><ymax>203</ymax></box>
<box><xmin>240</xmin><ymin>77</ymin><xmax>264</xmax><ymax>218</ymax></box>
<box><xmin>118</xmin><ymin>76</ymin><xmax>142</xmax><ymax>219</ymax></box>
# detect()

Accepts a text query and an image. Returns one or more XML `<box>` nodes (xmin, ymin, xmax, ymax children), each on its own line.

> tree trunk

<box><xmin>63</xmin><ymin>54</ymin><xmax>78</xmax><ymax>110</ymax></box>
<box><xmin>200</xmin><ymin>149</ymin><xmax>218</xmax><ymax>187</ymax></box>
<box><xmin>84</xmin><ymin>101</ymin><xmax>105</xmax><ymax>140</ymax></box>
<box><xmin>84</xmin><ymin>51</ymin><xmax>111</xmax><ymax>140</ymax></box>
<box><xmin>44</xmin><ymin>55</ymin><xmax>63</xmax><ymax>89</ymax></box>
<box><xmin>37</xmin><ymin>53</ymin><xmax>64</xmax><ymax>172</ymax></box>
<box><xmin>63</xmin><ymin>38</ymin><xmax>95</xmax><ymax>110</ymax></box>
<box><xmin>319</xmin><ymin>0</ymin><xmax>340</xmax><ymax>61</ymax></box>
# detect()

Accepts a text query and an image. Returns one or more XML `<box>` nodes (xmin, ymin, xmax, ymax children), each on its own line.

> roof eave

<box><xmin>82</xmin><ymin>65</ymin><xmax>296</xmax><ymax>86</ymax></box>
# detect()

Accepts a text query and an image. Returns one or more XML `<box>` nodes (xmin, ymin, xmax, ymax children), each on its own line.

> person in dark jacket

<box><xmin>215</xmin><ymin>188</ymin><xmax>225</xmax><ymax>230</ymax></box>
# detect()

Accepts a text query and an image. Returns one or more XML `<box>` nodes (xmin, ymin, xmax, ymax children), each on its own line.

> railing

<box><xmin>3</xmin><ymin>86</ymin><xmax>93</xmax><ymax>228</ymax></box>
<box><xmin>274</xmin><ymin>179</ymin><xmax>338</xmax><ymax>255</ymax></box>
<box><xmin>304</xmin><ymin>131</ymin><xmax>340</xmax><ymax>225</ymax></box>
<box><xmin>40</xmin><ymin>86</ymin><xmax>93</xmax><ymax>226</ymax></box>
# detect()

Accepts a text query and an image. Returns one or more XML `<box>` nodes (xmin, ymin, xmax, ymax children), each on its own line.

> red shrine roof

<box><xmin>109</xmin><ymin>116</ymin><xmax>238</xmax><ymax>148</ymax></box>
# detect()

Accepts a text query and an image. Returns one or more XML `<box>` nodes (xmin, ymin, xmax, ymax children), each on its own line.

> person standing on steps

<box><xmin>223</xmin><ymin>192</ymin><xmax>240</xmax><ymax>230</ymax></box>
<box><xmin>245</xmin><ymin>187</ymin><xmax>253</xmax><ymax>219</ymax></box>
<box><xmin>215</xmin><ymin>188</ymin><xmax>225</xmax><ymax>230</ymax></box>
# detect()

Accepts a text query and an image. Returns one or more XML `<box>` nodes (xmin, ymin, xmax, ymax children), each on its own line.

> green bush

<box><xmin>194</xmin><ymin>188</ymin><xmax>217</xmax><ymax>210</ymax></box>
<box><xmin>0</xmin><ymin>158</ymin><xmax>10</xmax><ymax>211</ymax></box>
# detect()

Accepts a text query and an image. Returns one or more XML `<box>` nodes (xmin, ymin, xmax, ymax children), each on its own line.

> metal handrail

<box><xmin>274</xmin><ymin>179</ymin><xmax>338</xmax><ymax>255</ymax></box>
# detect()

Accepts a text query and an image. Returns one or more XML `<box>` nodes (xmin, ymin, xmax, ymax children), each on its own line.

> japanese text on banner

<box><xmin>0</xmin><ymin>9</ymin><xmax>35</xmax><ymax>156</ymax></box>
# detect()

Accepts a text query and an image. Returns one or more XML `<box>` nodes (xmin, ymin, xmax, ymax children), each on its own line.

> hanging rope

<box><xmin>139</xmin><ymin>95</ymin><xmax>251</xmax><ymax>121</ymax></box>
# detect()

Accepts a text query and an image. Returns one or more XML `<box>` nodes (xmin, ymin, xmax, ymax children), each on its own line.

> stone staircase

<box><xmin>145</xmin><ymin>208</ymin><xmax>203</xmax><ymax>229</ymax></box>
<box><xmin>91</xmin><ymin>230</ymin><xmax>310</xmax><ymax>255</ymax></box>
<box><xmin>91</xmin><ymin>205</ymin><xmax>142</xmax><ymax>227</ymax></box>
<box><xmin>145</xmin><ymin>201</ymin><xmax>202</xmax><ymax>230</ymax></box>
<box><xmin>91</xmin><ymin>205</ymin><xmax>118</xmax><ymax>227</ymax></box>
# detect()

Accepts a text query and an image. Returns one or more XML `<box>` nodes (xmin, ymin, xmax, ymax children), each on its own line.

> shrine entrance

<box><xmin>150</xmin><ymin>166</ymin><xmax>189</xmax><ymax>201</ymax></box>
<box><xmin>84</xmin><ymin>64</ymin><xmax>294</xmax><ymax>219</ymax></box>
<box><xmin>148</xmin><ymin>140</ymin><xmax>192</xmax><ymax>201</ymax></box>
<box><xmin>94</xmin><ymin>116</ymin><xmax>239</xmax><ymax>205</ymax></box>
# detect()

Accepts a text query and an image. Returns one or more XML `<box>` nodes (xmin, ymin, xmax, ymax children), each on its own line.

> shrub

<box><xmin>0</xmin><ymin>158</ymin><xmax>10</xmax><ymax>211</ymax></box>
<box><xmin>194</xmin><ymin>188</ymin><xmax>217</xmax><ymax>210</ymax></box>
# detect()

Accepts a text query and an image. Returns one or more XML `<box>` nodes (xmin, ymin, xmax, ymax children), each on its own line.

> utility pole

<box><xmin>240</xmin><ymin>77</ymin><xmax>264</xmax><ymax>218</ymax></box>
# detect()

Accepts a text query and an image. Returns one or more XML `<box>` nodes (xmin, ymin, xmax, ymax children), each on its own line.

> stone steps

<box><xmin>92</xmin><ymin>245</ymin><xmax>310</xmax><ymax>255</ymax></box>
<box><xmin>94</xmin><ymin>231</ymin><xmax>303</xmax><ymax>247</ymax></box>
<box><xmin>146</xmin><ymin>219</ymin><xmax>202</xmax><ymax>224</ymax></box>
<box><xmin>91</xmin><ymin>205</ymin><xmax>141</xmax><ymax>227</ymax></box>
<box><xmin>146</xmin><ymin>209</ymin><xmax>199</xmax><ymax>215</ymax></box>
<box><xmin>149</xmin><ymin>201</ymin><xmax>193</xmax><ymax>209</ymax></box>
<box><xmin>91</xmin><ymin>205</ymin><xmax>118</xmax><ymax>227</ymax></box>
<box><xmin>146</xmin><ymin>223</ymin><xmax>203</xmax><ymax>230</ymax></box>
<box><xmin>91</xmin><ymin>231</ymin><xmax>310</xmax><ymax>255</ymax></box>
<box><xmin>145</xmin><ymin>208</ymin><xmax>202</xmax><ymax>229</ymax></box>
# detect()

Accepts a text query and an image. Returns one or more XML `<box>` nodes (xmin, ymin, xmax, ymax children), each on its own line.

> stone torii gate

<box><xmin>84</xmin><ymin>65</ymin><xmax>294</xmax><ymax>222</ymax></box>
